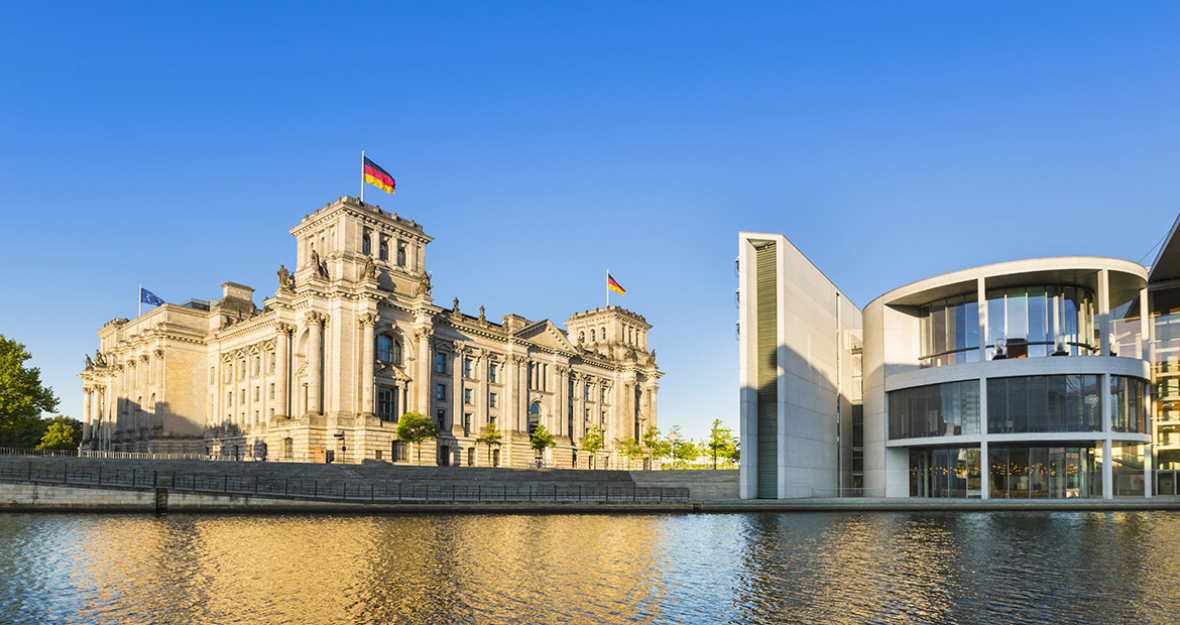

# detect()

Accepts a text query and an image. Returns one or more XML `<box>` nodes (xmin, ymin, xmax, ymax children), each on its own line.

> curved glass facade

<box><xmin>908</xmin><ymin>447</ymin><xmax>982</xmax><ymax>498</ymax></box>
<box><xmin>986</xmin><ymin>286</ymin><xmax>1096</xmax><ymax>359</ymax></box>
<box><xmin>1110</xmin><ymin>375</ymin><xmax>1148</xmax><ymax>434</ymax></box>
<box><xmin>919</xmin><ymin>295</ymin><xmax>980</xmax><ymax>368</ymax></box>
<box><xmin>989</xmin><ymin>445</ymin><xmax>1101</xmax><ymax>498</ymax></box>
<box><xmin>888</xmin><ymin>380</ymin><xmax>980</xmax><ymax>439</ymax></box>
<box><xmin>987</xmin><ymin>375</ymin><xmax>1102</xmax><ymax>434</ymax></box>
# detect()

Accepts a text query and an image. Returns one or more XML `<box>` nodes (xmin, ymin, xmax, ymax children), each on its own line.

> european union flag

<box><xmin>140</xmin><ymin>287</ymin><xmax>165</xmax><ymax>307</ymax></box>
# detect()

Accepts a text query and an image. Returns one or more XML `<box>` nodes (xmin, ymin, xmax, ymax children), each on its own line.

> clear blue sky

<box><xmin>3</xmin><ymin>2</ymin><xmax>1180</xmax><ymax>441</ymax></box>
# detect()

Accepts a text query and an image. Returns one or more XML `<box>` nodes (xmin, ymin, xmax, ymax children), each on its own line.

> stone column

<box><xmin>360</xmin><ymin>314</ymin><xmax>377</xmax><ymax>415</ymax></box>
<box><xmin>1098</xmin><ymin>269</ymin><xmax>1111</xmax><ymax>356</ymax></box>
<box><xmin>370</xmin><ymin>230</ymin><xmax>380</xmax><ymax>260</ymax></box>
<box><xmin>82</xmin><ymin>388</ymin><xmax>92</xmax><ymax>443</ymax></box>
<box><xmin>415</xmin><ymin>326</ymin><xmax>433</xmax><ymax>415</ymax></box>
<box><xmin>275</xmin><ymin>323</ymin><xmax>291</xmax><ymax>418</ymax></box>
<box><xmin>451</xmin><ymin>346</ymin><xmax>463</xmax><ymax>435</ymax></box>
<box><xmin>306</xmin><ymin>312</ymin><xmax>323</xmax><ymax>416</ymax></box>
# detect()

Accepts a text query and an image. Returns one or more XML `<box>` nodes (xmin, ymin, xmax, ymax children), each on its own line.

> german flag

<box><xmin>363</xmin><ymin>157</ymin><xmax>395</xmax><ymax>194</ymax></box>
<box><xmin>608</xmin><ymin>274</ymin><xmax>626</xmax><ymax>296</ymax></box>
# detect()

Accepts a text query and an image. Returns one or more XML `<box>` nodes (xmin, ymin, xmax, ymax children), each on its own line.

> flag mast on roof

<box><xmin>361</xmin><ymin>151</ymin><xmax>396</xmax><ymax>204</ymax></box>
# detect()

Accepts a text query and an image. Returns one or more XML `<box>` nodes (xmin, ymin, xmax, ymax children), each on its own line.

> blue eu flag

<box><xmin>140</xmin><ymin>287</ymin><xmax>165</xmax><ymax>307</ymax></box>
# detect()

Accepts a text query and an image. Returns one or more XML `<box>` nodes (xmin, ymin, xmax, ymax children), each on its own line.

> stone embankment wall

<box><xmin>630</xmin><ymin>470</ymin><xmax>739</xmax><ymax>499</ymax></box>
<box><xmin>0</xmin><ymin>482</ymin><xmax>360</xmax><ymax>511</ymax></box>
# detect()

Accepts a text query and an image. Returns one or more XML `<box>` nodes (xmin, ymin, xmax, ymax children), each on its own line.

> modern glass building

<box><xmin>739</xmin><ymin>216</ymin><xmax>1180</xmax><ymax>500</ymax></box>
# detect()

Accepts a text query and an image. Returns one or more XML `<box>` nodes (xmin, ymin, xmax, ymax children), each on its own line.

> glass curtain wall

<box><xmin>986</xmin><ymin>286</ymin><xmax>1095</xmax><ymax>359</ymax></box>
<box><xmin>909</xmin><ymin>447</ymin><xmax>982</xmax><ymax>498</ymax></box>
<box><xmin>1152</xmin><ymin>286</ymin><xmax>1180</xmax><ymax>472</ymax></box>
<box><xmin>1112</xmin><ymin>443</ymin><xmax>1146</xmax><ymax>496</ymax></box>
<box><xmin>1109</xmin><ymin>376</ymin><xmax>1148</xmax><ymax>434</ymax></box>
<box><xmin>987</xmin><ymin>375</ymin><xmax>1102</xmax><ymax>434</ymax></box>
<box><xmin>919</xmin><ymin>295</ymin><xmax>980</xmax><ymax>368</ymax></box>
<box><xmin>888</xmin><ymin>380</ymin><xmax>981</xmax><ymax>439</ymax></box>
<box><xmin>988</xmin><ymin>445</ymin><xmax>1100</xmax><ymax>498</ymax></box>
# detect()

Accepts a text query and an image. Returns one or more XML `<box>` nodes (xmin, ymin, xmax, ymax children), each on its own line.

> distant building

<box><xmin>739</xmin><ymin>214</ymin><xmax>1180</xmax><ymax>499</ymax></box>
<box><xmin>78</xmin><ymin>195</ymin><xmax>661</xmax><ymax>467</ymax></box>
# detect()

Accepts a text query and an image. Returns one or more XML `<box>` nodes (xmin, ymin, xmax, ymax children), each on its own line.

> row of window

<box><xmin>217</xmin><ymin>353</ymin><xmax>278</xmax><ymax>384</ymax></box>
<box><xmin>888</xmin><ymin>375</ymin><xmax>1149</xmax><ymax>439</ymax></box>
<box><xmin>577</xmin><ymin>326</ymin><xmax>644</xmax><ymax>345</ymax></box>
<box><xmin>362</xmin><ymin>227</ymin><xmax>411</xmax><ymax>267</ymax></box>
<box><xmin>918</xmin><ymin>286</ymin><xmax>1098</xmax><ymax>368</ymax></box>
<box><xmin>226</xmin><ymin>383</ymin><xmax>277</xmax><ymax>407</ymax></box>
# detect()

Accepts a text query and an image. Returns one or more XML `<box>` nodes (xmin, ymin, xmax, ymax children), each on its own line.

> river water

<box><xmin>1</xmin><ymin>511</ymin><xmax>1177</xmax><ymax>624</ymax></box>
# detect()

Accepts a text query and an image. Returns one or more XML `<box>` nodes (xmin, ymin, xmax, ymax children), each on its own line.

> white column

<box><xmin>82</xmin><ymin>388</ymin><xmax>92</xmax><ymax>443</ymax></box>
<box><xmin>977</xmin><ymin>278</ymin><xmax>988</xmax><ymax>361</ymax></box>
<box><xmin>275</xmin><ymin>324</ymin><xmax>290</xmax><ymax>418</ymax></box>
<box><xmin>361</xmin><ymin>315</ymin><xmax>376</xmax><ymax>415</ymax></box>
<box><xmin>1098</xmin><ymin>269</ymin><xmax>1111</xmax><ymax>356</ymax></box>
<box><xmin>306</xmin><ymin>313</ymin><xmax>323</xmax><ymax>415</ymax></box>
<box><xmin>1102</xmin><ymin>372</ymin><xmax>1113</xmax><ymax>499</ymax></box>
<box><xmin>1140</xmin><ymin>287</ymin><xmax>1150</xmax><ymax>360</ymax></box>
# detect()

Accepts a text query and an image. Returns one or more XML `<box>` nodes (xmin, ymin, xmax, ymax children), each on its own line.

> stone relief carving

<box><xmin>94</xmin><ymin>350</ymin><xmax>107</xmax><ymax>367</ymax></box>
<box><xmin>310</xmin><ymin>250</ymin><xmax>329</xmax><ymax>279</ymax></box>
<box><xmin>362</xmin><ymin>255</ymin><xmax>377</xmax><ymax>279</ymax></box>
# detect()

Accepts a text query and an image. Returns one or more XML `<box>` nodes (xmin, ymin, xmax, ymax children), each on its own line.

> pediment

<box><xmin>514</xmin><ymin>319</ymin><xmax>576</xmax><ymax>353</ymax></box>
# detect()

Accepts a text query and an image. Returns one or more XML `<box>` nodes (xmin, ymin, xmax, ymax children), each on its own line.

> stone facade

<box><xmin>78</xmin><ymin>196</ymin><xmax>661</xmax><ymax>468</ymax></box>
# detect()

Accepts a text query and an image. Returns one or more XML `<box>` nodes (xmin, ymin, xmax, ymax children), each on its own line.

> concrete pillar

<box><xmin>82</xmin><ymin>388</ymin><xmax>92</xmax><ymax>442</ymax></box>
<box><xmin>1140</xmin><ymin>287</ymin><xmax>1150</xmax><ymax>360</ymax></box>
<box><xmin>977</xmin><ymin>278</ymin><xmax>988</xmax><ymax>360</ymax></box>
<box><xmin>979</xmin><ymin>376</ymin><xmax>989</xmax><ymax>499</ymax></box>
<box><xmin>1103</xmin><ymin>371</ymin><xmax>1113</xmax><ymax>499</ymax></box>
<box><xmin>360</xmin><ymin>315</ymin><xmax>376</xmax><ymax>415</ymax></box>
<box><xmin>275</xmin><ymin>324</ymin><xmax>290</xmax><ymax>418</ymax></box>
<box><xmin>1098</xmin><ymin>269</ymin><xmax>1111</xmax><ymax>356</ymax></box>
<box><xmin>306</xmin><ymin>313</ymin><xmax>323</xmax><ymax>416</ymax></box>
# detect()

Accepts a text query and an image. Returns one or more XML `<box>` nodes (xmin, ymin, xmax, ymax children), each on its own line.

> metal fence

<box><xmin>0</xmin><ymin>462</ymin><xmax>691</xmax><ymax>504</ymax></box>
<box><xmin>0</xmin><ymin>448</ymin><xmax>209</xmax><ymax>461</ymax></box>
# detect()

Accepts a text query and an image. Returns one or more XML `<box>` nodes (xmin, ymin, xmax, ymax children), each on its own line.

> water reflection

<box><xmin>0</xmin><ymin>511</ymin><xmax>1178</xmax><ymax>624</ymax></box>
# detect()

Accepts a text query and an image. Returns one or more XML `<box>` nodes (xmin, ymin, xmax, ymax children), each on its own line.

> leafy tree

<box><xmin>727</xmin><ymin>440</ymin><xmax>741</xmax><ymax>466</ymax></box>
<box><xmin>673</xmin><ymin>438</ymin><xmax>700</xmax><ymax>468</ymax></box>
<box><xmin>475</xmin><ymin>424</ymin><xmax>502</xmax><ymax>450</ymax></box>
<box><xmin>530</xmin><ymin>423</ymin><xmax>555</xmax><ymax>461</ymax></box>
<box><xmin>580</xmin><ymin>425</ymin><xmax>605</xmax><ymax>469</ymax></box>
<box><xmin>37</xmin><ymin>416</ymin><xmax>82</xmax><ymax>450</ymax></box>
<box><xmin>618</xmin><ymin>437</ymin><xmax>645</xmax><ymax>470</ymax></box>
<box><xmin>0</xmin><ymin>415</ymin><xmax>50</xmax><ymax>449</ymax></box>
<box><xmin>707</xmin><ymin>419</ymin><xmax>736</xmax><ymax>469</ymax></box>
<box><xmin>0</xmin><ymin>336</ymin><xmax>58</xmax><ymax>428</ymax></box>
<box><xmin>396</xmin><ymin>411</ymin><xmax>439</xmax><ymax>465</ymax></box>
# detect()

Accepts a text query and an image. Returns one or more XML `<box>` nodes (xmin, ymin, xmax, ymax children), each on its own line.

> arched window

<box><xmin>379</xmin><ymin>235</ymin><xmax>389</xmax><ymax>261</ymax></box>
<box><xmin>591</xmin><ymin>330</ymin><xmax>596</xmax><ymax>342</ymax></box>
<box><xmin>362</xmin><ymin>228</ymin><xmax>372</xmax><ymax>255</ymax></box>
<box><xmin>528</xmin><ymin>402</ymin><xmax>542</xmax><ymax>435</ymax></box>
<box><xmin>377</xmin><ymin>335</ymin><xmax>393</xmax><ymax>362</ymax></box>
<box><xmin>397</xmin><ymin>241</ymin><xmax>407</xmax><ymax>267</ymax></box>
<box><xmin>601</xmin><ymin>326</ymin><xmax>606</xmax><ymax>341</ymax></box>
<box><xmin>579</xmin><ymin>331</ymin><xmax>585</xmax><ymax>343</ymax></box>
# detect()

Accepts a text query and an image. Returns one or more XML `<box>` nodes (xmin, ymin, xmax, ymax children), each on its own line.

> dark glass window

<box><xmin>435</xmin><ymin>353</ymin><xmax>446</xmax><ymax>374</ymax></box>
<box><xmin>988</xmin><ymin>375</ymin><xmax>1104</xmax><ymax>434</ymax></box>
<box><xmin>888</xmin><ymin>380</ymin><xmax>980</xmax><ymax>439</ymax></box>
<box><xmin>377</xmin><ymin>387</ymin><xmax>396</xmax><ymax>422</ymax></box>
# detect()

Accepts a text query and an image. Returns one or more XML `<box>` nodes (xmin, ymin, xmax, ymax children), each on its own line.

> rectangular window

<box><xmin>270</xmin><ymin>383</ymin><xmax>275</xmax><ymax>399</ymax></box>
<box><xmin>254</xmin><ymin>356</ymin><xmax>261</xmax><ymax>376</ymax></box>
<box><xmin>488</xmin><ymin>363</ymin><xmax>498</xmax><ymax>383</ymax></box>
<box><xmin>269</xmin><ymin>352</ymin><xmax>276</xmax><ymax>373</ymax></box>
<box><xmin>585</xmin><ymin>408</ymin><xmax>591</xmax><ymax>421</ymax></box>
<box><xmin>435</xmin><ymin>353</ymin><xmax>446</xmax><ymax>374</ymax></box>
<box><xmin>464</xmin><ymin>388</ymin><xmax>473</xmax><ymax>404</ymax></box>
<box><xmin>254</xmin><ymin>410</ymin><xmax>259</xmax><ymax>423</ymax></box>
<box><xmin>601</xmin><ymin>387</ymin><xmax>608</xmax><ymax>403</ymax></box>
<box><xmin>269</xmin><ymin>408</ymin><xmax>274</xmax><ymax>419</ymax></box>
<box><xmin>377</xmin><ymin>387</ymin><xmax>396</xmax><ymax>422</ymax></box>
<box><xmin>463</xmin><ymin>413</ymin><xmax>471</xmax><ymax>436</ymax></box>
<box><xmin>436</xmin><ymin>383</ymin><xmax>446</xmax><ymax>401</ymax></box>
<box><xmin>489</xmin><ymin>392</ymin><xmax>497</xmax><ymax>408</ymax></box>
<box><xmin>437</xmin><ymin>409</ymin><xmax>446</xmax><ymax>427</ymax></box>
<box><xmin>240</xmin><ymin>389</ymin><xmax>246</xmax><ymax>403</ymax></box>
<box><xmin>239</xmin><ymin>359</ymin><xmax>246</xmax><ymax>379</ymax></box>
<box><xmin>489</xmin><ymin>415</ymin><xmax>497</xmax><ymax>427</ymax></box>
<box><xmin>227</xmin><ymin>391</ymin><xmax>233</xmax><ymax>407</ymax></box>
<box><xmin>585</xmin><ymin>384</ymin><xmax>592</xmax><ymax>401</ymax></box>
<box><xmin>463</xmin><ymin>358</ymin><xmax>472</xmax><ymax>378</ymax></box>
<box><xmin>210</xmin><ymin>366</ymin><xmax>215</xmax><ymax>384</ymax></box>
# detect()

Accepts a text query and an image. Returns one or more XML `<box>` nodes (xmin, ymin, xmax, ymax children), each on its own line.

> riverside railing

<box><xmin>0</xmin><ymin>462</ymin><xmax>691</xmax><ymax>504</ymax></box>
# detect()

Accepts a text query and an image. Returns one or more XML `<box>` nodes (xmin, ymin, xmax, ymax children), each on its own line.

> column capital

<box><xmin>276</xmin><ymin>321</ymin><xmax>296</xmax><ymax>335</ymax></box>
<box><xmin>359</xmin><ymin>312</ymin><xmax>380</xmax><ymax>328</ymax></box>
<box><xmin>304</xmin><ymin>311</ymin><xmax>327</xmax><ymax>327</ymax></box>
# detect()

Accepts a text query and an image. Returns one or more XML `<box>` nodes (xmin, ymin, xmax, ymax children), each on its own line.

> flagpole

<box><xmin>606</xmin><ymin>270</ymin><xmax>610</xmax><ymax>308</ymax></box>
<box><xmin>138</xmin><ymin>284</ymin><xmax>142</xmax><ymax>317</ymax></box>
<box><xmin>360</xmin><ymin>150</ymin><xmax>365</xmax><ymax>204</ymax></box>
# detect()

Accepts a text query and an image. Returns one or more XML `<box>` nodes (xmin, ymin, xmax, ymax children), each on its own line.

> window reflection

<box><xmin>987</xmin><ymin>375</ymin><xmax>1102</xmax><ymax>434</ymax></box>
<box><xmin>918</xmin><ymin>295</ymin><xmax>979</xmax><ymax>367</ymax></box>
<box><xmin>908</xmin><ymin>447</ymin><xmax>981</xmax><ymax>498</ymax></box>
<box><xmin>888</xmin><ymin>381</ymin><xmax>980</xmax><ymax>439</ymax></box>
<box><xmin>986</xmin><ymin>286</ymin><xmax>1096</xmax><ymax>360</ymax></box>
<box><xmin>988</xmin><ymin>445</ymin><xmax>1100</xmax><ymax>498</ymax></box>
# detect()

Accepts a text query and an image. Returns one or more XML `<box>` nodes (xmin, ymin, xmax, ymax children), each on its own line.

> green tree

<box><xmin>673</xmin><ymin>438</ymin><xmax>700</xmax><ymax>468</ymax></box>
<box><xmin>641</xmin><ymin>425</ymin><xmax>661</xmax><ymax>468</ymax></box>
<box><xmin>37</xmin><ymin>416</ymin><xmax>82</xmax><ymax>450</ymax></box>
<box><xmin>619</xmin><ymin>437</ymin><xmax>645</xmax><ymax>470</ymax></box>
<box><xmin>396</xmin><ymin>411</ymin><xmax>439</xmax><ymax>465</ymax></box>
<box><xmin>475</xmin><ymin>423</ymin><xmax>502</xmax><ymax>449</ymax></box>
<box><xmin>0</xmin><ymin>336</ymin><xmax>58</xmax><ymax>428</ymax></box>
<box><xmin>707</xmin><ymin>419</ymin><xmax>735</xmax><ymax>469</ymax></box>
<box><xmin>580</xmin><ymin>425</ymin><xmax>605</xmax><ymax>469</ymax></box>
<box><xmin>529</xmin><ymin>424</ymin><xmax>555</xmax><ymax>463</ymax></box>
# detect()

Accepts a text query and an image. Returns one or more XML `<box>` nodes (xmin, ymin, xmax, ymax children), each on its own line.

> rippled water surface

<box><xmin>1</xmin><ymin>511</ymin><xmax>1179</xmax><ymax>624</ymax></box>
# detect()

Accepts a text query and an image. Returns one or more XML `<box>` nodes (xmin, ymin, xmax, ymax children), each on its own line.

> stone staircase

<box><xmin>0</xmin><ymin>455</ymin><xmax>735</xmax><ymax>500</ymax></box>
